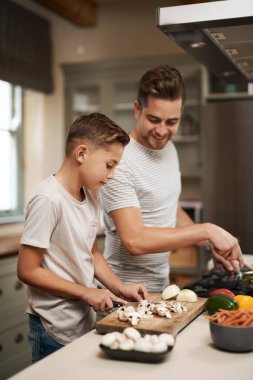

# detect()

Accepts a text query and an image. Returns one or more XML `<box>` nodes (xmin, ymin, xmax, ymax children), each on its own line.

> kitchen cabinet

<box><xmin>200</xmin><ymin>67</ymin><xmax>253</xmax><ymax>253</ymax></box>
<box><xmin>0</xmin><ymin>254</ymin><xmax>31</xmax><ymax>380</ymax></box>
<box><xmin>63</xmin><ymin>54</ymin><xmax>205</xmax><ymax>286</ymax></box>
<box><xmin>202</xmin><ymin>68</ymin><xmax>253</xmax><ymax>100</ymax></box>
<box><xmin>202</xmin><ymin>98</ymin><xmax>253</xmax><ymax>254</ymax></box>
<box><xmin>170</xmin><ymin>200</ymin><xmax>211</xmax><ymax>287</ymax></box>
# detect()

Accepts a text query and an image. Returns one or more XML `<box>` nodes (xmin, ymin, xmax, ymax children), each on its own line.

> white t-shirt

<box><xmin>100</xmin><ymin>138</ymin><xmax>181</xmax><ymax>292</ymax></box>
<box><xmin>21</xmin><ymin>175</ymin><xmax>100</xmax><ymax>345</ymax></box>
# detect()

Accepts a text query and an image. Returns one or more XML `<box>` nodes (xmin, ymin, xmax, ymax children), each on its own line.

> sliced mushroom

<box><xmin>127</xmin><ymin>311</ymin><xmax>142</xmax><ymax>326</ymax></box>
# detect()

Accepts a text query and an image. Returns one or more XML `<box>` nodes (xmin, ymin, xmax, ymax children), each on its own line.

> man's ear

<box><xmin>76</xmin><ymin>144</ymin><xmax>87</xmax><ymax>164</ymax></box>
<box><xmin>133</xmin><ymin>100</ymin><xmax>141</xmax><ymax>119</ymax></box>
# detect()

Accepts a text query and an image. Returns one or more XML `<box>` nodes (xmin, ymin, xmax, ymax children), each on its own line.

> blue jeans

<box><xmin>28</xmin><ymin>314</ymin><xmax>64</xmax><ymax>363</ymax></box>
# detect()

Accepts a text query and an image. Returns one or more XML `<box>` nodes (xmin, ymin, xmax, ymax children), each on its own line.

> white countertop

<box><xmin>9</xmin><ymin>313</ymin><xmax>252</xmax><ymax>380</ymax></box>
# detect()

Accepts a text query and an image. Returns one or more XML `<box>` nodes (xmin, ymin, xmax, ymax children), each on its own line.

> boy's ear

<box><xmin>76</xmin><ymin>144</ymin><xmax>87</xmax><ymax>163</ymax></box>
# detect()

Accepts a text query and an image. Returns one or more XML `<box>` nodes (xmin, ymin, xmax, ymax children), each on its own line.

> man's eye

<box><xmin>166</xmin><ymin>121</ymin><xmax>178</xmax><ymax>127</ymax></box>
<box><xmin>149</xmin><ymin>118</ymin><xmax>160</xmax><ymax>124</ymax></box>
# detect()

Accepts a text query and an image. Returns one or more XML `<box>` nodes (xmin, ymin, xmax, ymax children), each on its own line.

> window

<box><xmin>0</xmin><ymin>80</ymin><xmax>23</xmax><ymax>223</ymax></box>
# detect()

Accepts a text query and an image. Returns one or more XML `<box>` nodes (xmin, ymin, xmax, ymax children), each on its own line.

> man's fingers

<box><xmin>230</xmin><ymin>259</ymin><xmax>240</xmax><ymax>273</ymax></box>
<box><xmin>212</xmin><ymin>250</ymin><xmax>234</xmax><ymax>273</ymax></box>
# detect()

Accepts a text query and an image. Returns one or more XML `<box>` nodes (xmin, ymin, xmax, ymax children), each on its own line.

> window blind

<box><xmin>0</xmin><ymin>0</ymin><xmax>53</xmax><ymax>93</ymax></box>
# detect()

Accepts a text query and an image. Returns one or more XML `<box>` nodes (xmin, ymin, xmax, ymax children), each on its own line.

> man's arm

<box><xmin>176</xmin><ymin>206</ymin><xmax>210</xmax><ymax>247</ymax></box>
<box><xmin>109</xmin><ymin>206</ymin><xmax>244</xmax><ymax>270</ymax></box>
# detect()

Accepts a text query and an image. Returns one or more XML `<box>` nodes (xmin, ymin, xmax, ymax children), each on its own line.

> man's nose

<box><xmin>155</xmin><ymin>123</ymin><xmax>167</xmax><ymax>136</ymax></box>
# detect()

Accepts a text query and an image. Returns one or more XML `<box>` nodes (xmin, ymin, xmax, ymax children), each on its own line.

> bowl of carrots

<box><xmin>208</xmin><ymin>309</ymin><xmax>253</xmax><ymax>352</ymax></box>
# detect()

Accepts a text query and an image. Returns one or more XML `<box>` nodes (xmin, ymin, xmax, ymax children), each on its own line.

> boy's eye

<box><xmin>106</xmin><ymin>164</ymin><xmax>113</xmax><ymax>169</ymax></box>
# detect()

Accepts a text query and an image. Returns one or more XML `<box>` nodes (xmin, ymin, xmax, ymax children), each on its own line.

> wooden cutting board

<box><xmin>96</xmin><ymin>295</ymin><xmax>207</xmax><ymax>337</ymax></box>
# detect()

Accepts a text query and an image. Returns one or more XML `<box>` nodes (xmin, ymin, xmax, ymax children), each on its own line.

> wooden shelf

<box><xmin>114</xmin><ymin>103</ymin><xmax>133</xmax><ymax>111</ymax></box>
<box><xmin>173</xmin><ymin>135</ymin><xmax>199</xmax><ymax>143</ymax></box>
<box><xmin>185</xmin><ymin>100</ymin><xmax>199</xmax><ymax>107</ymax></box>
<box><xmin>74</xmin><ymin>104</ymin><xmax>99</xmax><ymax>113</ymax></box>
<box><xmin>206</xmin><ymin>93</ymin><xmax>253</xmax><ymax>101</ymax></box>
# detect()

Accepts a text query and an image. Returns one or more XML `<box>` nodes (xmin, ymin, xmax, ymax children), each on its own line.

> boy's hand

<box><xmin>118</xmin><ymin>283</ymin><xmax>148</xmax><ymax>302</ymax></box>
<box><xmin>80</xmin><ymin>288</ymin><xmax>127</xmax><ymax>312</ymax></box>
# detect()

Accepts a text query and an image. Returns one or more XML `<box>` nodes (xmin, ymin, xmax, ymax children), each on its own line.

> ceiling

<box><xmin>32</xmin><ymin>0</ymin><xmax>214</xmax><ymax>27</ymax></box>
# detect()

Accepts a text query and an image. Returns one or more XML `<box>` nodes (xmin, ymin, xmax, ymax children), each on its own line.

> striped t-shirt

<box><xmin>100</xmin><ymin>137</ymin><xmax>181</xmax><ymax>292</ymax></box>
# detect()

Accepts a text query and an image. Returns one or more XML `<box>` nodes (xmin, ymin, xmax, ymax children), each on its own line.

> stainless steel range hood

<box><xmin>157</xmin><ymin>0</ymin><xmax>253</xmax><ymax>84</ymax></box>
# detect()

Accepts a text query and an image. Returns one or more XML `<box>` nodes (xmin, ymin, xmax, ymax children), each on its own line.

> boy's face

<box><xmin>79</xmin><ymin>142</ymin><xmax>124</xmax><ymax>191</ymax></box>
<box><xmin>132</xmin><ymin>96</ymin><xmax>183</xmax><ymax>150</ymax></box>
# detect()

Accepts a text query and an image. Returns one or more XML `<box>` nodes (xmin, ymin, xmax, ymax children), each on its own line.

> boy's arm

<box><xmin>17</xmin><ymin>244</ymin><xmax>127</xmax><ymax>311</ymax></box>
<box><xmin>92</xmin><ymin>240</ymin><xmax>148</xmax><ymax>301</ymax></box>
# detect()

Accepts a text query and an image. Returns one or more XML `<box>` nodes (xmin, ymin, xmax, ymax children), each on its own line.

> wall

<box><xmin>1</xmin><ymin>0</ymin><xmax>184</xmax><ymax>237</ymax></box>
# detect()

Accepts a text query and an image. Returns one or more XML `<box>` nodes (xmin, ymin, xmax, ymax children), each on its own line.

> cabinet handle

<box><xmin>14</xmin><ymin>333</ymin><xmax>24</xmax><ymax>344</ymax></box>
<box><xmin>0</xmin><ymin>344</ymin><xmax>2</xmax><ymax>352</ymax></box>
<box><xmin>14</xmin><ymin>280</ymin><xmax>23</xmax><ymax>291</ymax></box>
<box><xmin>0</xmin><ymin>288</ymin><xmax>2</xmax><ymax>296</ymax></box>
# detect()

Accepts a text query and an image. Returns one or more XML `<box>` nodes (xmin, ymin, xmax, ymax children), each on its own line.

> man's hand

<box><xmin>208</xmin><ymin>224</ymin><xmax>244</xmax><ymax>270</ymax></box>
<box><xmin>118</xmin><ymin>283</ymin><xmax>148</xmax><ymax>302</ymax></box>
<box><xmin>212</xmin><ymin>248</ymin><xmax>242</xmax><ymax>274</ymax></box>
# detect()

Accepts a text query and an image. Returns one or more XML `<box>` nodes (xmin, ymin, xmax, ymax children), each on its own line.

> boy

<box><xmin>18</xmin><ymin>113</ymin><xmax>147</xmax><ymax>362</ymax></box>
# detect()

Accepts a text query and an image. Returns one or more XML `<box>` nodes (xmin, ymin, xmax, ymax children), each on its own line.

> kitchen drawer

<box><xmin>0</xmin><ymin>305</ymin><xmax>27</xmax><ymax>333</ymax></box>
<box><xmin>0</xmin><ymin>272</ymin><xmax>27</xmax><ymax>311</ymax></box>
<box><xmin>0</xmin><ymin>348</ymin><xmax>31</xmax><ymax>380</ymax></box>
<box><xmin>0</xmin><ymin>321</ymin><xmax>30</xmax><ymax>365</ymax></box>
<box><xmin>0</xmin><ymin>256</ymin><xmax>27</xmax><ymax>323</ymax></box>
<box><xmin>0</xmin><ymin>256</ymin><xmax>18</xmax><ymax>276</ymax></box>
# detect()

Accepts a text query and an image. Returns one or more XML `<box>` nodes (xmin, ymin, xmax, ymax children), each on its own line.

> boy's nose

<box><xmin>108</xmin><ymin>168</ymin><xmax>115</xmax><ymax>179</ymax></box>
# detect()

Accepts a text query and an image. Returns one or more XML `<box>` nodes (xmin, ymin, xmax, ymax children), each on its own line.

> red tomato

<box><xmin>209</xmin><ymin>288</ymin><xmax>235</xmax><ymax>297</ymax></box>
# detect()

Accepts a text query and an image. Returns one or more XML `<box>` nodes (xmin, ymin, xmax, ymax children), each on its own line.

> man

<box><xmin>100</xmin><ymin>65</ymin><xmax>244</xmax><ymax>292</ymax></box>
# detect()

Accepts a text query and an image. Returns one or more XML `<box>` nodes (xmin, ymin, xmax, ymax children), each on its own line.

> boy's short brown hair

<box><xmin>137</xmin><ymin>65</ymin><xmax>186</xmax><ymax>109</ymax></box>
<box><xmin>65</xmin><ymin>113</ymin><xmax>130</xmax><ymax>156</ymax></box>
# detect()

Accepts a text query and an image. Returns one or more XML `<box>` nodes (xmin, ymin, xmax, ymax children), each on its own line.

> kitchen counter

<box><xmin>8</xmin><ymin>313</ymin><xmax>252</xmax><ymax>380</ymax></box>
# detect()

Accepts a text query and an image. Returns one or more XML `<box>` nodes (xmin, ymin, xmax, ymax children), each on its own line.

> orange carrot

<box><xmin>208</xmin><ymin>310</ymin><xmax>253</xmax><ymax>327</ymax></box>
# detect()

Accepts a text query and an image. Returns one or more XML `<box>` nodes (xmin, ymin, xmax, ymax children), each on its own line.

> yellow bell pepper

<box><xmin>234</xmin><ymin>295</ymin><xmax>253</xmax><ymax>310</ymax></box>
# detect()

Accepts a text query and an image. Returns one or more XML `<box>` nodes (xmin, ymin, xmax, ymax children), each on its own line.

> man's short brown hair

<box><xmin>65</xmin><ymin>113</ymin><xmax>130</xmax><ymax>156</ymax></box>
<box><xmin>137</xmin><ymin>65</ymin><xmax>186</xmax><ymax>109</ymax></box>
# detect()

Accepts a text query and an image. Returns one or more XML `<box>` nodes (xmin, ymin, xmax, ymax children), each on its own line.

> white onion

<box><xmin>176</xmin><ymin>289</ymin><xmax>197</xmax><ymax>302</ymax></box>
<box><xmin>162</xmin><ymin>284</ymin><xmax>180</xmax><ymax>300</ymax></box>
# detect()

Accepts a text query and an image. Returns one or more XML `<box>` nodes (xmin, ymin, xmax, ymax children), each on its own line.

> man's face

<box><xmin>132</xmin><ymin>96</ymin><xmax>183</xmax><ymax>150</ymax></box>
